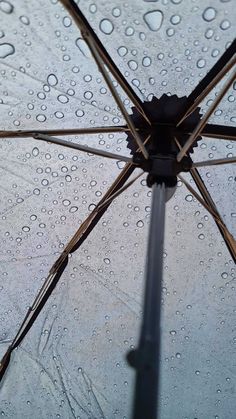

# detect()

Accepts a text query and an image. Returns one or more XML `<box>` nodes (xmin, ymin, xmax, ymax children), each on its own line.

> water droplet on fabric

<box><xmin>197</xmin><ymin>58</ymin><xmax>206</xmax><ymax>68</ymax></box>
<box><xmin>202</xmin><ymin>7</ymin><xmax>217</xmax><ymax>22</ymax></box>
<box><xmin>220</xmin><ymin>19</ymin><xmax>231</xmax><ymax>30</ymax></box>
<box><xmin>20</xmin><ymin>15</ymin><xmax>30</xmax><ymax>25</ymax></box>
<box><xmin>75</xmin><ymin>38</ymin><xmax>91</xmax><ymax>58</ymax></box>
<box><xmin>47</xmin><ymin>74</ymin><xmax>58</xmax><ymax>86</ymax></box>
<box><xmin>118</xmin><ymin>46</ymin><xmax>128</xmax><ymax>57</ymax></box>
<box><xmin>143</xmin><ymin>10</ymin><xmax>163</xmax><ymax>31</ymax></box>
<box><xmin>99</xmin><ymin>18</ymin><xmax>114</xmax><ymax>35</ymax></box>
<box><xmin>0</xmin><ymin>43</ymin><xmax>15</xmax><ymax>58</ymax></box>
<box><xmin>0</xmin><ymin>1</ymin><xmax>14</xmax><ymax>14</ymax></box>
<box><xmin>170</xmin><ymin>15</ymin><xmax>181</xmax><ymax>25</ymax></box>
<box><xmin>32</xmin><ymin>147</ymin><xmax>39</xmax><ymax>157</ymax></box>
<box><xmin>63</xmin><ymin>16</ymin><xmax>72</xmax><ymax>27</ymax></box>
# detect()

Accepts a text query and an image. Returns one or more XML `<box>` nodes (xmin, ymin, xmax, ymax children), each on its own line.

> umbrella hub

<box><xmin>126</xmin><ymin>94</ymin><xmax>202</xmax><ymax>186</ymax></box>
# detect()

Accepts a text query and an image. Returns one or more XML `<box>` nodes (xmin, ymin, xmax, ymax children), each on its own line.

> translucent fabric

<box><xmin>0</xmin><ymin>1</ymin><xmax>235</xmax><ymax>418</ymax></box>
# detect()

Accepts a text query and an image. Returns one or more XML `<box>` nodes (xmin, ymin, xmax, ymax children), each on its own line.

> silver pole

<box><xmin>128</xmin><ymin>182</ymin><xmax>166</xmax><ymax>419</ymax></box>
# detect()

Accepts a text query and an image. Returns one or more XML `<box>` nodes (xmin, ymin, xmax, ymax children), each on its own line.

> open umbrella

<box><xmin>0</xmin><ymin>0</ymin><xmax>235</xmax><ymax>418</ymax></box>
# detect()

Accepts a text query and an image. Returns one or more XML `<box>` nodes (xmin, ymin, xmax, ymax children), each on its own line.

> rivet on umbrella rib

<box><xmin>177</xmin><ymin>69</ymin><xmax>236</xmax><ymax>162</ymax></box>
<box><xmin>59</xmin><ymin>0</ymin><xmax>151</xmax><ymax>125</ymax></box>
<box><xmin>177</xmin><ymin>55</ymin><xmax>236</xmax><ymax>126</ymax></box>
<box><xmin>192</xmin><ymin>156</ymin><xmax>236</xmax><ymax>168</ymax></box>
<box><xmin>33</xmin><ymin>133</ymin><xmax>134</xmax><ymax>163</ymax></box>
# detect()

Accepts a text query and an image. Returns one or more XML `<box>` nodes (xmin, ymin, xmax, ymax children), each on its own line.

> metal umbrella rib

<box><xmin>190</xmin><ymin>168</ymin><xmax>236</xmax><ymax>263</ymax></box>
<box><xmin>59</xmin><ymin>0</ymin><xmax>151</xmax><ymax>126</ymax></box>
<box><xmin>177</xmin><ymin>68</ymin><xmax>236</xmax><ymax>162</ymax></box>
<box><xmin>0</xmin><ymin>162</ymin><xmax>140</xmax><ymax>381</ymax></box>
<box><xmin>192</xmin><ymin>156</ymin><xmax>236</xmax><ymax>167</ymax></box>
<box><xmin>177</xmin><ymin>38</ymin><xmax>236</xmax><ymax>125</ymax></box>
<box><xmin>33</xmin><ymin>132</ymin><xmax>133</xmax><ymax>163</ymax></box>
<box><xmin>0</xmin><ymin>125</ymin><xmax>130</xmax><ymax>138</ymax></box>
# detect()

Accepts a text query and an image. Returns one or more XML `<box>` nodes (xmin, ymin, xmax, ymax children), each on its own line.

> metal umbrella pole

<box><xmin>127</xmin><ymin>181</ymin><xmax>167</xmax><ymax>419</ymax></box>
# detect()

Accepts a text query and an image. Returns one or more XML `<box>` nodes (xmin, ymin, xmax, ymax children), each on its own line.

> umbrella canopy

<box><xmin>0</xmin><ymin>0</ymin><xmax>235</xmax><ymax>418</ymax></box>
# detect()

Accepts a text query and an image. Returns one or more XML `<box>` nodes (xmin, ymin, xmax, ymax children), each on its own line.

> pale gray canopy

<box><xmin>0</xmin><ymin>1</ymin><xmax>235</xmax><ymax>418</ymax></box>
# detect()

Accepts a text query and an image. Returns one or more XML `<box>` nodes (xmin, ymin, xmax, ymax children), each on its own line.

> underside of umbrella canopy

<box><xmin>0</xmin><ymin>1</ymin><xmax>235</xmax><ymax>418</ymax></box>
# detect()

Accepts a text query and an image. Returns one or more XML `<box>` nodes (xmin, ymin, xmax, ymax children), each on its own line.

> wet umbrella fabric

<box><xmin>0</xmin><ymin>1</ymin><xmax>235</xmax><ymax>418</ymax></box>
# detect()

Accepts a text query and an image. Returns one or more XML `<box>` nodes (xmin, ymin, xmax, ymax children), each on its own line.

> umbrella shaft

<box><xmin>131</xmin><ymin>183</ymin><xmax>166</xmax><ymax>419</ymax></box>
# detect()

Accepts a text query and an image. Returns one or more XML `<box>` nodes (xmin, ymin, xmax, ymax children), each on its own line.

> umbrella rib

<box><xmin>190</xmin><ymin>168</ymin><xmax>236</xmax><ymax>263</ymax></box>
<box><xmin>0</xmin><ymin>126</ymin><xmax>130</xmax><ymax>138</ymax></box>
<box><xmin>177</xmin><ymin>54</ymin><xmax>236</xmax><ymax>126</ymax></box>
<box><xmin>81</xmin><ymin>35</ymin><xmax>149</xmax><ymax>159</ymax></box>
<box><xmin>177</xmin><ymin>39</ymin><xmax>236</xmax><ymax>125</ymax></box>
<box><xmin>33</xmin><ymin>133</ymin><xmax>134</xmax><ymax>163</ymax></box>
<box><xmin>193</xmin><ymin>156</ymin><xmax>236</xmax><ymax>168</ymax></box>
<box><xmin>0</xmin><ymin>127</ymin><xmax>150</xmax><ymax>379</ymax></box>
<box><xmin>177</xmin><ymin>69</ymin><xmax>236</xmax><ymax>162</ymax></box>
<box><xmin>59</xmin><ymin>0</ymin><xmax>150</xmax><ymax>125</ymax></box>
<box><xmin>174</xmin><ymin>136</ymin><xmax>236</xmax><ymax>262</ymax></box>
<box><xmin>199</xmin><ymin>124</ymin><xmax>236</xmax><ymax>141</ymax></box>
<box><xmin>0</xmin><ymin>162</ymin><xmax>138</xmax><ymax>381</ymax></box>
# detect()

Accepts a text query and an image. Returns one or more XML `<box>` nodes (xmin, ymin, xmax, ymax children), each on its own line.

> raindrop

<box><xmin>0</xmin><ymin>43</ymin><xmax>15</xmax><ymax>58</ymax></box>
<box><xmin>202</xmin><ymin>7</ymin><xmax>217</xmax><ymax>22</ymax></box>
<box><xmin>176</xmin><ymin>352</ymin><xmax>181</xmax><ymax>359</ymax></box>
<box><xmin>89</xmin><ymin>4</ymin><xmax>97</xmax><ymax>13</ymax></box>
<box><xmin>125</xmin><ymin>26</ymin><xmax>135</xmax><ymax>36</ymax></box>
<box><xmin>54</xmin><ymin>111</ymin><xmax>64</xmax><ymax>119</ymax></box>
<box><xmin>112</xmin><ymin>7</ymin><xmax>121</xmax><ymax>17</ymax></box>
<box><xmin>143</xmin><ymin>10</ymin><xmax>163</xmax><ymax>31</ymax></box>
<box><xmin>104</xmin><ymin>258</ymin><xmax>111</xmax><ymax>265</ymax></box>
<box><xmin>32</xmin><ymin>147</ymin><xmax>39</xmax><ymax>157</ymax></box>
<box><xmin>205</xmin><ymin>28</ymin><xmax>214</xmax><ymax>39</ymax></box>
<box><xmin>118</xmin><ymin>46</ymin><xmax>128</xmax><ymax>57</ymax></box>
<box><xmin>75</xmin><ymin>38</ymin><xmax>91</xmax><ymax>58</ymax></box>
<box><xmin>142</xmin><ymin>56</ymin><xmax>152</xmax><ymax>67</ymax></box>
<box><xmin>57</xmin><ymin>94</ymin><xmax>69</xmax><ymax>104</ymax></box>
<box><xmin>47</xmin><ymin>73</ymin><xmax>58</xmax><ymax>86</ymax></box>
<box><xmin>84</xmin><ymin>91</ymin><xmax>93</xmax><ymax>100</ymax></box>
<box><xmin>36</xmin><ymin>114</ymin><xmax>46</xmax><ymax>122</ymax></box>
<box><xmin>99</xmin><ymin>19</ymin><xmax>114</xmax><ymax>35</ymax></box>
<box><xmin>197</xmin><ymin>58</ymin><xmax>206</xmax><ymax>68</ymax></box>
<box><xmin>166</xmin><ymin>28</ymin><xmax>175</xmax><ymax>37</ymax></box>
<box><xmin>0</xmin><ymin>1</ymin><xmax>14</xmax><ymax>14</ymax></box>
<box><xmin>20</xmin><ymin>15</ymin><xmax>30</xmax><ymax>25</ymax></box>
<box><xmin>198</xmin><ymin>234</ymin><xmax>205</xmax><ymax>240</ymax></box>
<box><xmin>136</xmin><ymin>220</ymin><xmax>144</xmax><ymax>228</ymax></box>
<box><xmin>63</xmin><ymin>16</ymin><xmax>72</xmax><ymax>27</ymax></box>
<box><xmin>128</xmin><ymin>60</ymin><xmax>138</xmax><ymax>71</ymax></box>
<box><xmin>170</xmin><ymin>15</ymin><xmax>181</xmax><ymax>25</ymax></box>
<box><xmin>69</xmin><ymin>206</ymin><xmax>78</xmax><ymax>213</ymax></box>
<box><xmin>22</xmin><ymin>226</ymin><xmax>30</xmax><ymax>232</ymax></box>
<box><xmin>185</xmin><ymin>194</ymin><xmax>193</xmax><ymax>202</ymax></box>
<box><xmin>75</xmin><ymin>109</ymin><xmax>84</xmax><ymax>117</ymax></box>
<box><xmin>62</xmin><ymin>199</ymin><xmax>71</xmax><ymax>207</ymax></box>
<box><xmin>220</xmin><ymin>20</ymin><xmax>230</xmax><ymax>30</ymax></box>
